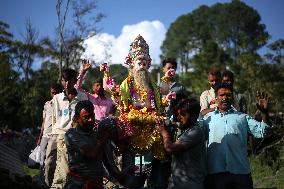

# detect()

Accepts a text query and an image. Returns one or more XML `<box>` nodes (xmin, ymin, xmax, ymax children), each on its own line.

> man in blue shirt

<box><xmin>202</xmin><ymin>83</ymin><xmax>271</xmax><ymax>189</ymax></box>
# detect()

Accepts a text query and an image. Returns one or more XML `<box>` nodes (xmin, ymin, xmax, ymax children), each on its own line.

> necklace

<box><xmin>128</xmin><ymin>76</ymin><xmax>156</xmax><ymax>109</ymax></box>
<box><xmin>161</xmin><ymin>76</ymin><xmax>174</xmax><ymax>85</ymax></box>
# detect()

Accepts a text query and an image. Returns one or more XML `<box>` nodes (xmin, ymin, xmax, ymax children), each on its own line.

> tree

<box><xmin>10</xmin><ymin>19</ymin><xmax>42</xmax><ymax>82</ymax></box>
<box><xmin>42</xmin><ymin>0</ymin><xmax>105</xmax><ymax>81</ymax></box>
<box><xmin>161</xmin><ymin>0</ymin><xmax>269</xmax><ymax>97</ymax></box>
<box><xmin>0</xmin><ymin>20</ymin><xmax>22</xmax><ymax>129</ymax></box>
<box><xmin>267</xmin><ymin>39</ymin><xmax>284</xmax><ymax>65</ymax></box>
<box><xmin>81</xmin><ymin>64</ymin><xmax>128</xmax><ymax>93</ymax></box>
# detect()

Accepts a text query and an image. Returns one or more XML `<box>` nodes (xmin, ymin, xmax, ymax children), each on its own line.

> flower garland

<box><xmin>100</xmin><ymin>65</ymin><xmax>166</xmax><ymax>159</ymax></box>
<box><xmin>115</xmin><ymin>75</ymin><xmax>166</xmax><ymax>160</ymax></box>
<box><xmin>127</xmin><ymin>75</ymin><xmax>156</xmax><ymax>109</ymax></box>
<box><xmin>160</xmin><ymin>76</ymin><xmax>172</xmax><ymax>84</ymax></box>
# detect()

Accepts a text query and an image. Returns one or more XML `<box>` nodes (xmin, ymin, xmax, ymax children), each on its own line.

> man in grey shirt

<box><xmin>156</xmin><ymin>98</ymin><xmax>206</xmax><ymax>189</ymax></box>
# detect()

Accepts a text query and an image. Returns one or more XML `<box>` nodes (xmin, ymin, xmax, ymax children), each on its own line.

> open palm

<box><xmin>256</xmin><ymin>91</ymin><xmax>268</xmax><ymax>112</ymax></box>
<box><xmin>81</xmin><ymin>59</ymin><xmax>91</xmax><ymax>72</ymax></box>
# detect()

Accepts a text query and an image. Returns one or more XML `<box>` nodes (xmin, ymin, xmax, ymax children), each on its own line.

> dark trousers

<box><xmin>64</xmin><ymin>175</ymin><xmax>103</xmax><ymax>189</ymax></box>
<box><xmin>204</xmin><ymin>172</ymin><xmax>253</xmax><ymax>189</ymax></box>
<box><xmin>149</xmin><ymin>157</ymin><xmax>171</xmax><ymax>189</ymax></box>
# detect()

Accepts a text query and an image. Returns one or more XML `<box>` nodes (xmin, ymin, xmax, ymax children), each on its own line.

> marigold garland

<box><xmin>126</xmin><ymin>107</ymin><xmax>167</xmax><ymax>160</ymax></box>
<box><xmin>108</xmin><ymin>75</ymin><xmax>167</xmax><ymax>160</ymax></box>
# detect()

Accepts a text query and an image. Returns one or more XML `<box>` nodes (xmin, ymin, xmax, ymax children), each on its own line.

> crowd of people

<box><xmin>35</xmin><ymin>35</ymin><xmax>272</xmax><ymax>189</ymax></box>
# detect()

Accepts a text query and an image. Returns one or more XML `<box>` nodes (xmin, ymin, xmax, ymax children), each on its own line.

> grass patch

<box><xmin>22</xmin><ymin>164</ymin><xmax>39</xmax><ymax>178</ymax></box>
<box><xmin>250</xmin><ymin>156</ymin><xmax>284</xmax><ymax>188</ymax></box>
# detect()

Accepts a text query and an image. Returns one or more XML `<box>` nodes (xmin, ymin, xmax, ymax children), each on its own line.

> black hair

<box><xmin>175</xmin><ymin>98</ymin><xmax>201</xmax><ymax>117</ymax></box>
<box><xmin>62</xmin><ymin>68</ymin><xmax>78</xmax><ymax>81</ymax></box>
<box><xmin>222</xmin><ymin>70</ymin><xmax>234</xmax><ymax>82</ymax></box>
<box><xmin>93</xmin><ymin>78</ymin><xmax>103</xmax><ymax>84</ymax></box>
<box><xmin>50</xmin><ymin>83</ymin><xmax>63</xmax><ymax>93</ymax></box>
<box><xmin>162</xmin><ymin>58</ymin><xmax>177</xmax><ymax>69</ymax></box>
<box><xmin>208</xmin><ymin>68</ymin><xmax>221</xmax><ymax>79</ymax></box>
<box><xmin>215</xmin><ymin>83</ymin><xmax>233</xmax><ymax>94</ymax></box>
<box><xmin>73</xmin><ymin>100</ymin><xmax>94</xmax><ymax>121</ymax></box>
<box><xmin>68</xmin><ymin>87</ymin><xmax>78</xmax><ymax>96</ymax></box>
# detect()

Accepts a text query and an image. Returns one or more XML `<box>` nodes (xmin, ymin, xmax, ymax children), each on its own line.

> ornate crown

<box><xmin>124</xmin><ymin>34</ymin><xmax>152</xmax><ymax>68</ymax></box>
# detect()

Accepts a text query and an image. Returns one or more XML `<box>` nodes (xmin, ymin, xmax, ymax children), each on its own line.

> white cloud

<box><xmin>82</xmin><ymin>20</ymin><xmax>166</xmax><ymax>66</ymax></box>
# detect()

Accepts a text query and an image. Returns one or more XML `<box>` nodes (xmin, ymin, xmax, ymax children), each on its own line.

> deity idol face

<box><xmin>130</xmin><ymin>55</ymin><xmax>150</xmax><ymax>90</ymax></box>
<box><xmin>133</xmin><ymin>55</ymin><xmax>149</xmax><ymax>73</ymax></box>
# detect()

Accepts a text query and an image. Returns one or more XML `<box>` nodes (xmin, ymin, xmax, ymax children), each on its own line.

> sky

<box><xmin>0</xmin><ymin>0</ymin><xmax>284</xmax><ymax>69</ymax></box>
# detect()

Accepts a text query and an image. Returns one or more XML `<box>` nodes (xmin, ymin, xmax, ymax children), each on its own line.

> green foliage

<box><xmin>22</xmin><ymin>164</ymin><xmax>39</xmax><ymax>177</ymax></box>
<box><xmin>82</xmin><ymin>64</ymin><xmax>128</xmax><ymax>92</ymax></box>
<box><xmin>150</xmin><ymin>67</ymin><xmax>160</xmax><ymax>83</ymax></box>
<box><xmin>161</xmin><ymin>1</ymin><xmax>269</xmax><ymax>71</ymax></box>
<box><xmin>250</xmin><ymin>155</ymin><xmax>284</xmax><ymax>188</ymax></box>
<box><xmin>0</xmin><ymin>20</ymin><xmax>59</xmax><ymax>129</ymax></box>
<box><xmin>109</xmin><ymin>64</ymin><xmax>128</xmax><ymax>84</ymax></box>
<box><xmin>161</xmin><ymin>1</ymin><xmax>284</xmax><ymax>116</ymax></box>
<box><xmin>82</xmin><ymin>66</ymin><xmax>104</xmax><ymax>92</ymax></box>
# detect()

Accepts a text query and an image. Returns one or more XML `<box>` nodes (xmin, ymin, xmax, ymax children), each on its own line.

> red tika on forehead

<box><xmin>177</xmin><ymin>109</ymin><xmax>187</xmax><ymax>114</ymax></box>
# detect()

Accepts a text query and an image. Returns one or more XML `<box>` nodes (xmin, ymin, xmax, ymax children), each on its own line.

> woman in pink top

<box><xmin>75</xmin><ymin>60</ymin><xmax>115</xmax><ymax>121</ymax></box>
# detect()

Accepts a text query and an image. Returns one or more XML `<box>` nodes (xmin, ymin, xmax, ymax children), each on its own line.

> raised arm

<box><xmin>65</xmin><ymin>126</ymin><xmax>113</xmax><ymax>159</ymax></box>
<box><xmin>246</xmin><ymin>91</ymin><xmax>272</xmax><ymax>138</ymax></box>
<box><xmin>99</xmin><ymin>63</ymin><xmax>116</xmax><ymax>92</ymax></box>
<box><xmin>102</xmin><ymin>141</ymin><xmax>133</xmax><ymax>186</ymax></box>
<box><xmin>156</xmin><ymin>119</ymin><xmax>194</xmax><ymax>154</ymax></box>
<box><xmin>75</xmin><ymin>59</ymin><xmax>91</xmax><ymax>91</ymax></box>
<box><xmin>256</xmin><ymin>91</ymin><xmax>270</xmax><ymax>124</ymax></box>
<box><xmin>200</xmin><ymin>91</ymin><xmax>209</xmax><ymax>112</ymax></box>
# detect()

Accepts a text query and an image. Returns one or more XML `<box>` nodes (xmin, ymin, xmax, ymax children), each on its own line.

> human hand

<box><xmin>3</xmin><ymin>128</ymin><xmax>13</xmax><ymax>136</ymax></box>
<box><xmin>165</xmin><ymin>91</ymin><xmax>176</xmax><ymax>101</ymax></box>
<box><xmin>105</xmin><ymin>77</ymin><xmax>115</xmax><ymax>91</ymax></box>
<box><xmin>81</xmin><ymin>59</ymin><xmax>91</xmax><ymax>72</ymax></box>
<box><xmin>155</xmin><ymin>119</ymin><xmax>168</xmax><ymax>136</ymax></box>
<box><xmin>209</xmin><ymin>98</ymin><xmax>217</xmax><ymax>106</ymax></box>
<box><xmin>165</xmin><ymin>69</ymin><xmax>176</xmax><ymax>78</ymax></box>
<box><xmin>36</xmin><ymin>138</ymin><xmax>41</xmax><ymax>145</ymax></box>
<box><xmin>100</xmin><ymin>63</ymin><xmax>109</xmax><ymax>72</ymax></box>
<box><xmin>256</xmin><ymin>91</ymin><xmax>268</xmax><ymax>113</ymax></box>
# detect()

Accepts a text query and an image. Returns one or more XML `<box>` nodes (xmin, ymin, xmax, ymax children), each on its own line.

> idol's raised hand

<box><xmin>99</xmin><ymin>63</ymin><xmax>109</xmax><ymax>73</ymax></box>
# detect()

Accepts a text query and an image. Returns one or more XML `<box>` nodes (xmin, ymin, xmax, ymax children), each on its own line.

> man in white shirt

<box><xmin>200</xmin><ymin>69</ymin><xmax>221</xmax><ymax>114</ymax></box>
<box><xmin>37</xmin><ymin>83</ymin><xmax>62</xmax><ymax>185</ymax></box>
<box><xmin>44</xmin><ymin>68</ymin><xmax>87</xmax><ymax>189</ymax></box>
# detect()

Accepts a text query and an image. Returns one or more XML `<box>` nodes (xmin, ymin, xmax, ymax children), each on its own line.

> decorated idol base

<box><xmin>116</xmin><ymin>107</ymin><xmax>166</xmax><ymax>160</ymax></box>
